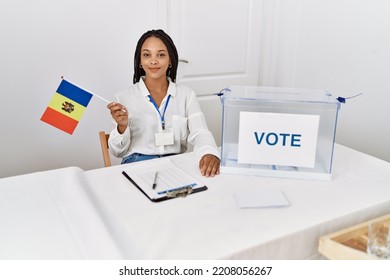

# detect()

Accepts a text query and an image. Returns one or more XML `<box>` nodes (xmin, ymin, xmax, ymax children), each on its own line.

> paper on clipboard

<box><xmin>122</xmin><ymin>158</ymin><xmax>204</xmax><ymax>200</ymax></box>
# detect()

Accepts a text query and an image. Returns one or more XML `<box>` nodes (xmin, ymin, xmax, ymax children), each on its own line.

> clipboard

<box><xmin>121</xmin><ymin>158</ymin><xmax>207</xmax><ymax>202</ymax></box>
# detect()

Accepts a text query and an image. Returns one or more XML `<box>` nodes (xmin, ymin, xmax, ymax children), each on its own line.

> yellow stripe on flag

<box><xmin>47</xmin><ymin>92</ymin><xmax>87</xmax><ymax>121</ymax></box>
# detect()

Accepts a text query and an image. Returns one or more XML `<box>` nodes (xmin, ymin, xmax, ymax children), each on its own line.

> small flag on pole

<box><xmin>40</xmin><ymin>79</ymin><xmax>93</xmax><ymax>134</ymax></box>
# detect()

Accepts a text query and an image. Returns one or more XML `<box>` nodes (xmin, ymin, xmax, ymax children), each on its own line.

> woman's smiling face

<box><xmin>140</xmin><ymin>36</ymin><xmax>171</xmax><ymax>81</ymax></box>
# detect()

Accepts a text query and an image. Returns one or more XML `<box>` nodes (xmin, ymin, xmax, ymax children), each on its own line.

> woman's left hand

<box><xmin>199</xmin><ymin>154</ymin><xmax>220</xmax><ymax>177</ymax></box>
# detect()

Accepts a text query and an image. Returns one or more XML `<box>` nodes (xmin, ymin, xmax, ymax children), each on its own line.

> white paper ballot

<box><xmin>234</xmin><ymin>189</ymin><xmax>290</xmax><ymax>208</ymax></box>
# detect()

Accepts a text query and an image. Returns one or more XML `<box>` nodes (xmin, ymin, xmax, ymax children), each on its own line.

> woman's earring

<box><xmin>140</xmin><ymin>65</ymin><xmax>143</xmax><ymax>69</ymax></box>
<box><xmin>168</xmin><ymin>64</ymin><xmax>172</xmax><ymax>68</ymax></box>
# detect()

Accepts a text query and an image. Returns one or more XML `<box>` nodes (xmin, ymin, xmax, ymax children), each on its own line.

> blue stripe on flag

<box><xmin>56</xmin><ymin>79</ymin><xmax>93</xmax><ymax>107</ymax></box>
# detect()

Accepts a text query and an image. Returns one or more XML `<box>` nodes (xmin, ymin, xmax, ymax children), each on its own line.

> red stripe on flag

<box><xmin>41</xmin><ymin>106</ymin><xmax>79</xmax><ymax>134</ymax></box>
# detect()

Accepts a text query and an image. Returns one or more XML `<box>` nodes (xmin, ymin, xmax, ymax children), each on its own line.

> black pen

<box><xmin>152</xmin><ymin>171</ymin><xmax>158</xmax><ymax>189</ymax></box>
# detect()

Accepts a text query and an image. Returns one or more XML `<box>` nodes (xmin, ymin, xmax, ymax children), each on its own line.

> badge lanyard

<box><xmin>148</xmin><ymin>94</ymin><xmax>171</xmax><ymax>130</ymax></box>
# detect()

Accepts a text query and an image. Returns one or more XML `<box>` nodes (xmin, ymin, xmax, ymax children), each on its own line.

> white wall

<box><xmin>0</xmin><ymin>0</ymin><xmax>165</xmax><ymax>177</ymax></box>
<box><xmin>2</xmin><ymin>0</ymin><xmax>389</xmax><ymax>178</ymax></box>
<box><xmin>1</xmin><ymin>0</ymin><xmax>262</xmax><ymax>178</ymax></box>
<box><xmin>260</xmin><ymin>0</ymin><xmax>390</xmax><ymax>163</ymax></box>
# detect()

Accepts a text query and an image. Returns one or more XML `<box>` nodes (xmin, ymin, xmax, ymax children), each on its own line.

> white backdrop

<box><xmin>0</xmin><ymin>0</ymin><xmax>165</xmax><ymax>177</ymax></box>
<box><xmin>1</xmin><ymin>0</ymin><xmax>390</xmax><ymax>178</ymax></box>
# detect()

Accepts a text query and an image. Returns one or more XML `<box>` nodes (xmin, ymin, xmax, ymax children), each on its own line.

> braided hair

<box><xmin>133</xmin><ymin>29</ymin><xmax>179</xmax><ymax>84</ymax></box>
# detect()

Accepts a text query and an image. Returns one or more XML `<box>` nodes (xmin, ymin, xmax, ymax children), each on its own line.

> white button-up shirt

<box><xmin>108</xmin><ymin>78</ymin><xmax>220</xmax><ymax>160</ymax></box>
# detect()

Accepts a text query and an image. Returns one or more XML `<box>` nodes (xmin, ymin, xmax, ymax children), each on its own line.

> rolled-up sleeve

<box><xmin>108</xmin><ymin>124</ymin><xmax>131</xmax><ymax>158</ymax></box>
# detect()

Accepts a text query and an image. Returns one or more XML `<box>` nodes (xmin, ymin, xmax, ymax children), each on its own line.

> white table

<box><xmin>1</xmin><ymin>144</ymin><xmax>390</xmax><ymax>259</ymax></box>
<box><xmin>0</xmin><ymin>167</ymin><xmax>122</xmax><ymax>259</ymax></box>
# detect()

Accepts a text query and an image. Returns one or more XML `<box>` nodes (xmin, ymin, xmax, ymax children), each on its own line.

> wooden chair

<box><xmin>99</xmin><ymin>131</ymin><xmax>111</xmax><ymax>167</ymax></box>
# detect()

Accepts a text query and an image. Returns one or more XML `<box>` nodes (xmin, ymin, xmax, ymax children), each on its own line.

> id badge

<box><xmin>154</xmin><ymin>131</ymin><xmax>174</xmax><ymax>146</ymax></box>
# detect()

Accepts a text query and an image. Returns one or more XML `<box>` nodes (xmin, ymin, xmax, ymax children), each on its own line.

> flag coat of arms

<box><xmin>41</xmin><ymin>79</ymin><xmax>93</xmax><ymax>134</ymax></box>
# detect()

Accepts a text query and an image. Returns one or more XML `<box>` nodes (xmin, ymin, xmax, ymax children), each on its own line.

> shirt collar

<box><xmin>138</xmin><ymin>77</ymin><xmax>176</xmax><ymax>98</ymax></box>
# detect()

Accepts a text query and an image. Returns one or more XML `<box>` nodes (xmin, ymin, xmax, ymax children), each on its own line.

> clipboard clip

<box><xmin>166</xmin><ymin>187</ymin><xmax>193</xmax><ymax>198</ymax></box>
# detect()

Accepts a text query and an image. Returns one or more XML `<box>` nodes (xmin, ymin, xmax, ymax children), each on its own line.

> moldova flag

<box><xmin>40</xmin><ymin>79</ymin><xmax>93</xmax><ymax>134</ymax></box>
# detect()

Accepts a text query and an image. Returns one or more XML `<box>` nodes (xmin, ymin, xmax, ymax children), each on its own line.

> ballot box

<box><xmin>220</xmin><ymin>86</ymin><xmax>341</xmax><ymax>180</ymax></box>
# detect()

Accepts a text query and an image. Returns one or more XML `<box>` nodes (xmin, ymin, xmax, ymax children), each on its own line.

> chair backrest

<box><xmin>99</xmin><ymin>131</ymin><xmax>111</xmax><ymax>167</ymax></box>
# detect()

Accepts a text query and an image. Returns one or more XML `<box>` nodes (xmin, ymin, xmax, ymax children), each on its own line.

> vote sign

<box><xmin>237</xmin><ymin>112</ymin><xmax>320</xmax><ymax>168</ymax></box>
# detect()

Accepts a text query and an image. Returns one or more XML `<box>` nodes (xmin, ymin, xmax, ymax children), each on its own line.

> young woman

<box><xmin>107</xmin><ymin>29</ymin><xmax>220</xmax><ymax>177</ymax></box>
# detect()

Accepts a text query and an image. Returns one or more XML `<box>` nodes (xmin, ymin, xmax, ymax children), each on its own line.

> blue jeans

<box><xmin>121</xmin><ymin>153</ymin><xmax>176</xmax><ymax>164</ymax></box>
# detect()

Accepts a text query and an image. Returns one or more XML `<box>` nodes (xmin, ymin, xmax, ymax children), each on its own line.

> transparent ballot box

<box><xmin>220</xmin><ymin>86</ymin><xmax>341</xmax><ymax>180</ymax></box>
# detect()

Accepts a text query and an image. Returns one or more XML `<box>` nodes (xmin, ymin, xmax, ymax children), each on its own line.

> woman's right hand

<box><xmin>107</xmin><ymin>102</ymin><xmax>128</xmax><ymax>134</ymax></box>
